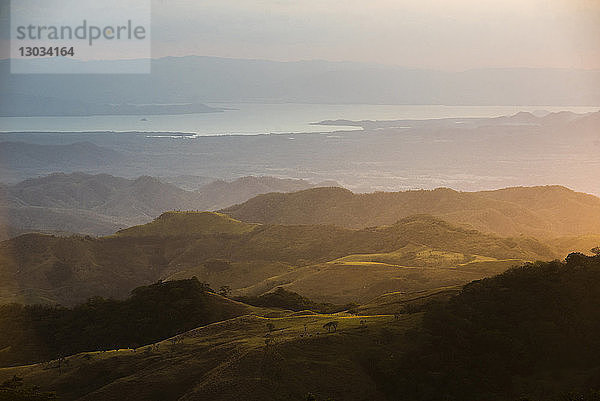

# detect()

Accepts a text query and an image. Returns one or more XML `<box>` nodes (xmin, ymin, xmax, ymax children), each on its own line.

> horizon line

<box><xmin>2</xmin><ymin>55</ymin><xmax>600</xmax><ymax>74</ymax></box>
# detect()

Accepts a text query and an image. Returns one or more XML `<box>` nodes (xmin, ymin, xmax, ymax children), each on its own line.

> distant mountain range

<box><xmin>0</xmin><ymin>173</ymin><xmax>333</xmax><ymax>238</ymax></box>
<box><xmin>2</xmin><ymin>57</ymin><xmax>600</xmax><ymax>116</ymax></box>
<box><xmin>190</xmin><ymin>176</ymin><xmax>339</xmax><ymax>211</ymax></box>
<box><xmin>3</xmin><ymin>171</ymin><xmax>600</xmax><ymax>245</ymax></box>
<box><xmin>4</xmin><ymin>168</ymin><xmax>599</xmax><ymax>246</ymax></box>
<box><xmin>223</xmin><ymin>185</ymin><xmax>600</xmax><ymax>238</ymax></box>
<box><xmin>2</xmin><ymin>111</ymin><xmax>598</xmax><ymax>196</ymax></box>
<box><xmin>317</xmin><ymin>108</ymin><xmax>600</xmax><ymax>130</ymax></box>
<box><xmin>1</xmin><ymin>170</ymin><xmax>599</xmax><ymax>307</ymax></box>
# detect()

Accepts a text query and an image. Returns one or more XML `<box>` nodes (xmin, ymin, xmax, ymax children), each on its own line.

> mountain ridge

<box><xmin>0</xmin><ymin>172</ymin><xmax>330</xmax><ymax>239</ymax></box>
<box><xmin>3</xmin><ymin>57</ymin><xmax>600</xmax><ymax>110</ymax></box>
<box><xmin>223</xmin><ymin>185</ymin><xmax>600</xmax><ymax>238</ymax></box>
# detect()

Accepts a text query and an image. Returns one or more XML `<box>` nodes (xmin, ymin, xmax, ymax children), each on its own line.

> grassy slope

<box><xmin>549</xmin><ymin>234</ymin><xmax>600</xmax><ymax>256</ymax></box>
<box><xmin>355</xmin><ymin>286</ymin><xmax>462</xmax><ymax>315</ymax></box>
<box><xmin>2</xmin><ymin>257</ymin><xmax>599</xmax><ymax>401</ymax></box>
<box><xmin>233</xmin><ymin>217</ymin><xmax>556</xmax><ymax>303</ymax></box>
<box><xmin>0</xmin><ymin>312</ymin><xmax>417</xmax><ymax>401</ymax></box>
<box><xmin>234</xmin><ymin>252</ymin><xmax>522</xmax><ymax>304</ymax></box>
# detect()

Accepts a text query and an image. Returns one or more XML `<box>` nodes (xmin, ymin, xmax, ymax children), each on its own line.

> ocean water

<box><xmin>1</xmin><ymin>103</ymin><xmax>598</xmax><ymax>135</ymax></box>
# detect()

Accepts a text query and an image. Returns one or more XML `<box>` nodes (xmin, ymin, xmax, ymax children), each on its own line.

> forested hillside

<box><xmin>0</xmin><ymin>213</ymin><xmax>555</xmax><ymax>306</ymax></box>
<box><xmin>223</xmin><ymin>185</ymin><xmax>600</xmax><ymax>238</ymax></box>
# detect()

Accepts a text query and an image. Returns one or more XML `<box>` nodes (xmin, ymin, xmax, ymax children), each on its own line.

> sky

<box><xmin>1</xmin><ymin>0</ymin><xmax>599</xmax><ymax>70</ymax></box>
<box><xmin>149</xmin><ymin>0</ymin><xmax>600</xmax><ymax>70</ymax></box>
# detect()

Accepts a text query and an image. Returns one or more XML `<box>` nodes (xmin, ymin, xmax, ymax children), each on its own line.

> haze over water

<box><xmin>1</xmin><ymin>103</ymin><xmax>598</xmax><ymax>134</ymax></box>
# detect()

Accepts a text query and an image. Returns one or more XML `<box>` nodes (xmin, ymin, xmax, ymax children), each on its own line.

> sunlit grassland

<box><xmin>235</xmin><ymin>245</ymin><xmax>525</xmax><ymax>304</ymax></box>
<box><xmin>0</xmin><ymin>311</ymin><xmax>417</xmax><ymax>401</ymax></box>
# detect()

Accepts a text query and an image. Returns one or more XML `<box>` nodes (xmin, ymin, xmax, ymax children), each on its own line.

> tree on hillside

<box><xmin>218</xmin><ymin>285</ymin><xmax>231</xmax><ymax>297</ymax></box>
<box><xmin>323</xmin><ymin>321</ymin><xmax>338</xmax><ymax>333</ymax></box>
<box><xmin>264</xmin><ymin>335</ymin><xmax>274</xmax><ymax>347</ymax></box>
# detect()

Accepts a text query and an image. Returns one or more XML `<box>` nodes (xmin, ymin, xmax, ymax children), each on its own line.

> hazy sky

<box><xmin>1</xmin><ymin>0</ymin><xmax>599</xmax><ymax>70</ymax></box>
<box><xmin>150</xmin><ymin>0</ymin><xmax>600</xmax><ymax>70</ymax></box>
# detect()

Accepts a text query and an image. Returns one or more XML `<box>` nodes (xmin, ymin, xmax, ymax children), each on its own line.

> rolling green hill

<box><xmin>234</xmin><ymin>249</ymin><xmax>525</xmax><ymax>304</ymax></box>
<box><xmin>0</xmin><ymin>310</ymin><xmax>410</xmax><ymax>401</ymax></box>
<box><xmin>114</xmin><ymin>211</ymin><xmax>257</xmax><ymax>237</ymax></box>
<box><xmin>1</xmin><ymin>255</ymin><xmax>599</xmax><ymax>401</ymax></box>
<box><xmin>222</xmin><ymin>185</ymin><xmax>600</xmax><ymax>238</ymax></box>
<box><xmin>0</xmin><ymin>213</ymin><xmax>555</xmax><ymax>306</ymax></box>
